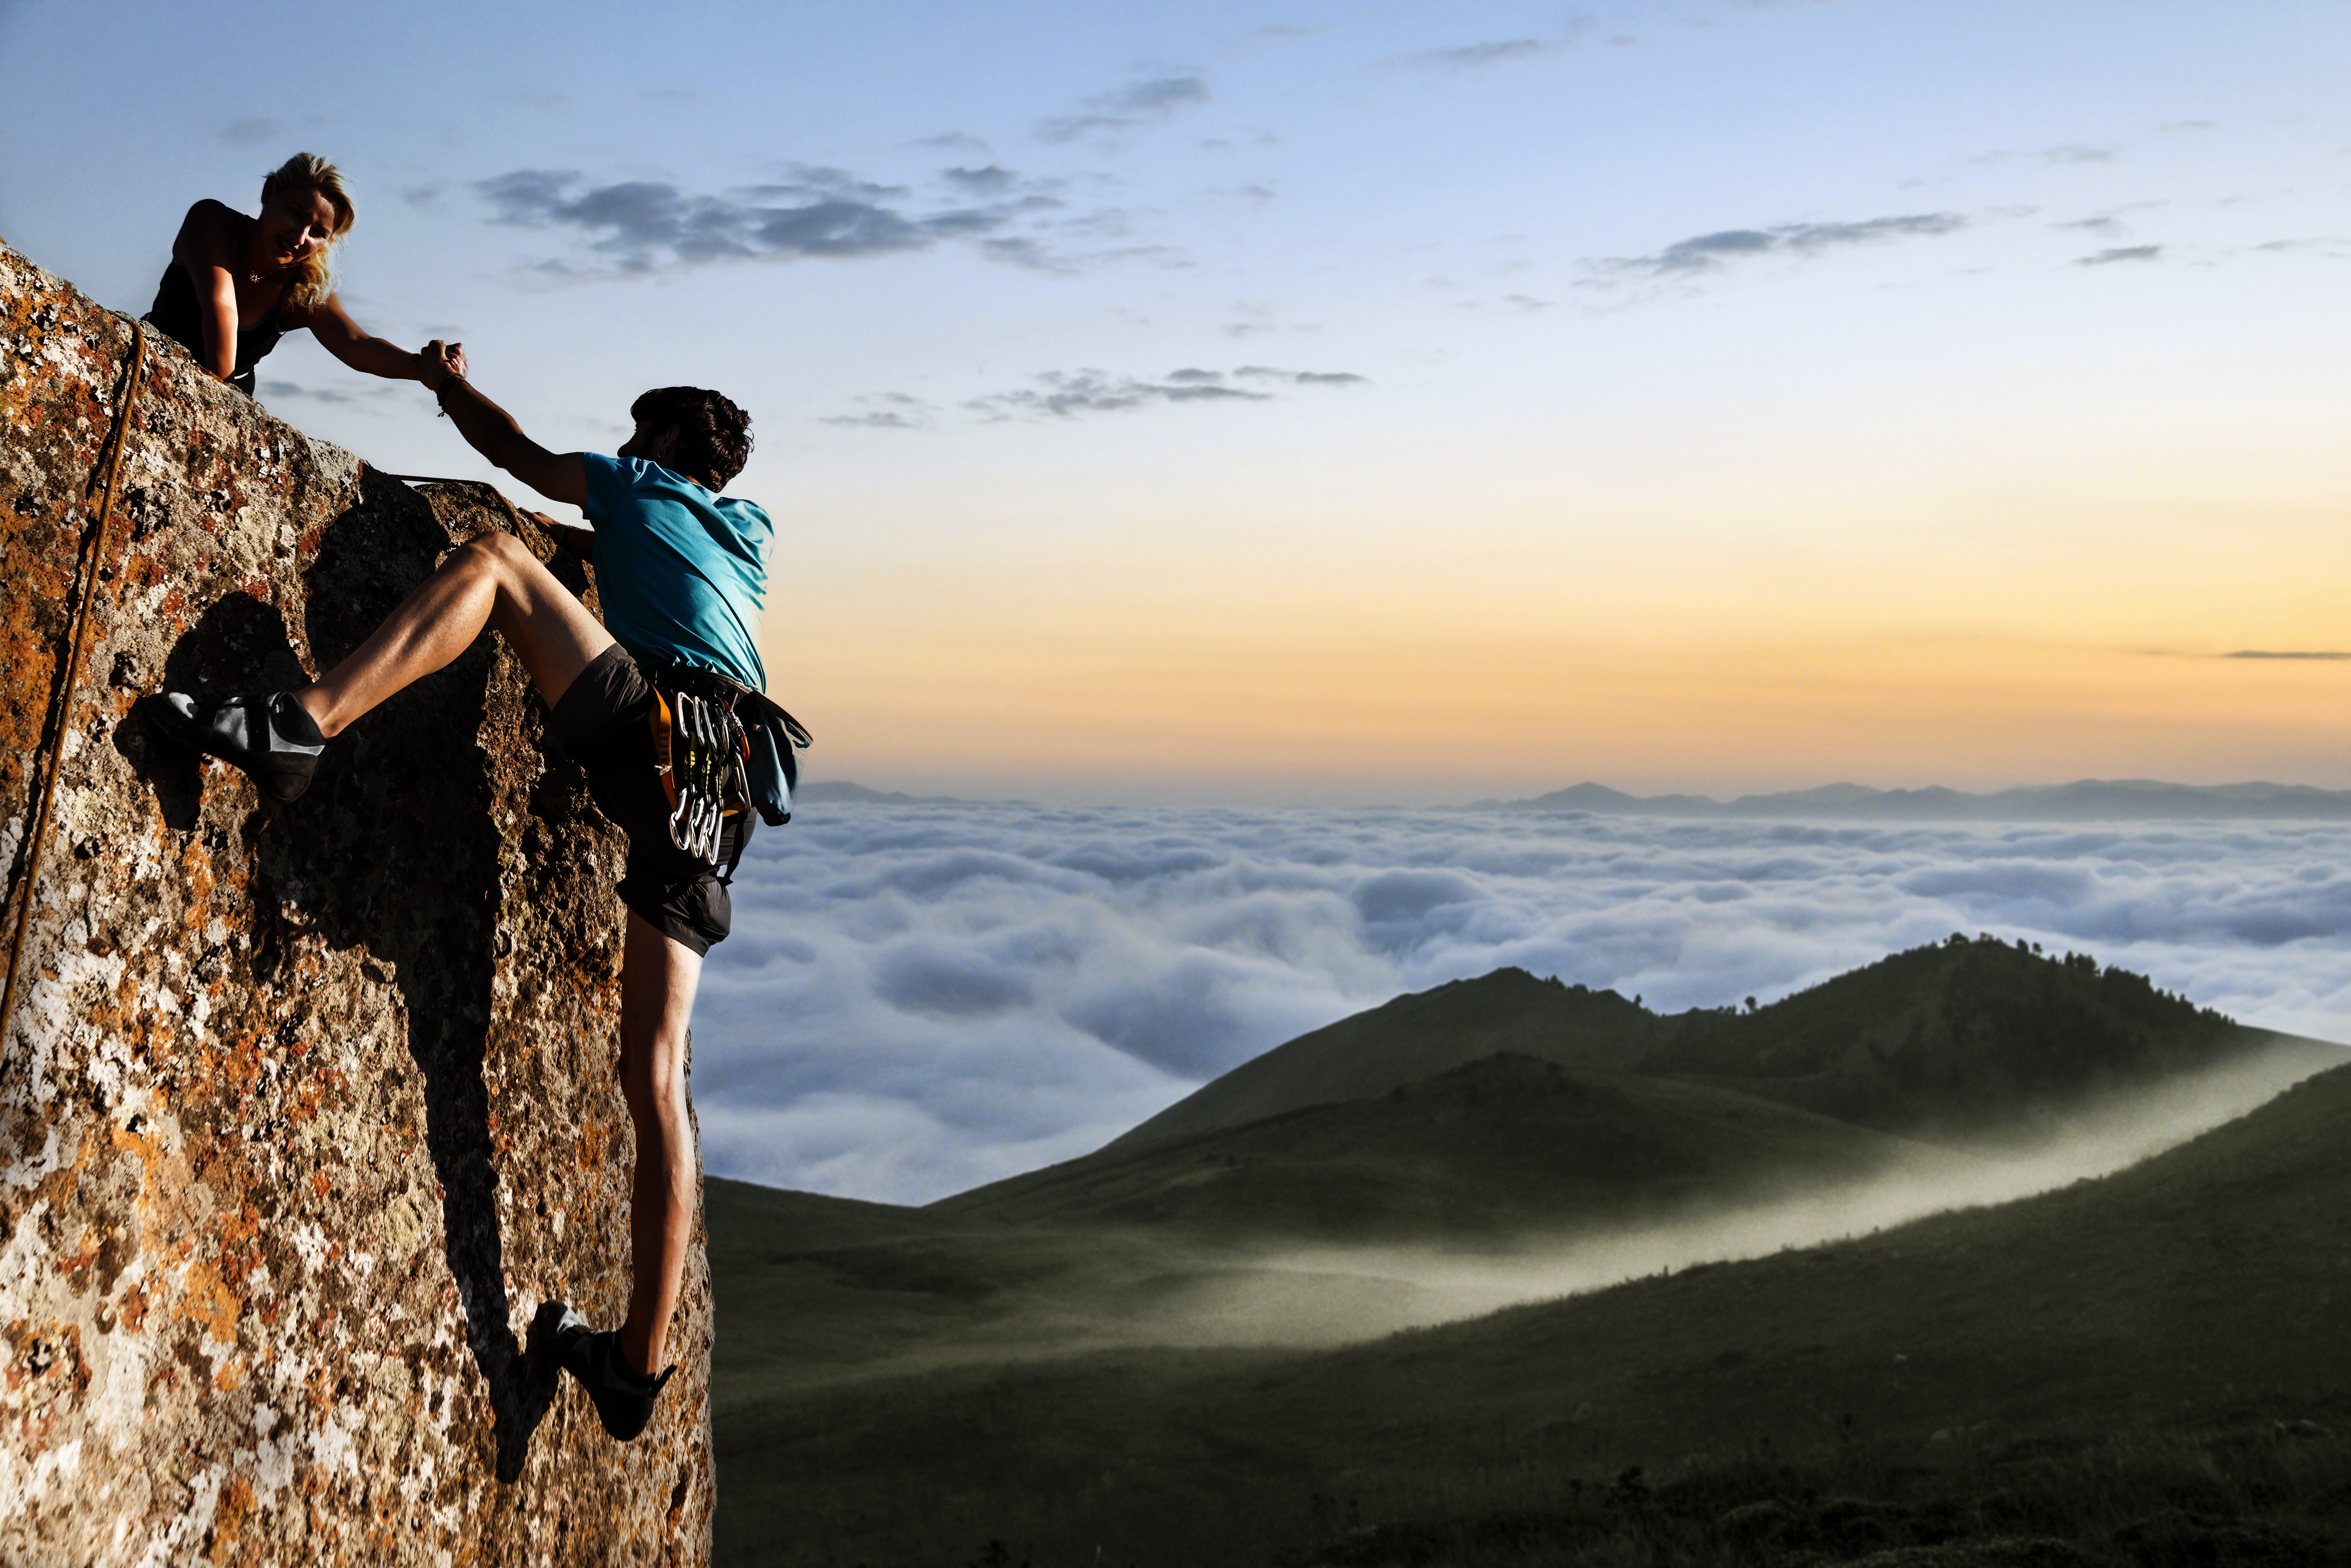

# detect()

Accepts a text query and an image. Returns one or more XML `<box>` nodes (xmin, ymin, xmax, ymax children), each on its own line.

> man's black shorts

<box><xmin>549</xmin><ymin>644</ymin><xmax>753</xmax><ymax>956</ymax></box>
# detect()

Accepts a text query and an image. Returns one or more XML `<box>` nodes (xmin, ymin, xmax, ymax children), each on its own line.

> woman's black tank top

<box><xmin>144</xmin><ymin>257</ymin><xmax>284</xmax><ymax>397</ymax></box>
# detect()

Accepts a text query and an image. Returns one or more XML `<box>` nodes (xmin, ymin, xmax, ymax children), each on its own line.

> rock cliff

<box><xmin>0</xmin><ymin>241</ymin><xmax>713</xmax><ymax>1562</ymax></box>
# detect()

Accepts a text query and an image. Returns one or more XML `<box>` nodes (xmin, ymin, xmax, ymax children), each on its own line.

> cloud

<box><xmin>821</xmin><ymin>411</ymin><xmax>925</xmax><ymax>429</ymax></box>
<box><xmin>1038</xmin><ymin>74</ymin><xmax>1210</xmax><ymax>143</ymax></box>
<box><xmin>1390</xmin><ymin>18</ymin><xmax>1596</xmax><ymax>71</ymax></box>
<box><xmin>1399</xmin><ymin>39</ymin><xmax>1546</xmax><ymax>69</ymax></box>
<box><xmin>942</xmin><ymin>165</ymin><xmax>1018</xmax><ymax>194</ymax></box>
<box><xmin>2077</xmin><ymin>245</ymin><xmax>2162</xmax><ymax>266</ymax></box>
<box><xmin>472</xmin><ymin>162</ymin><xmax>1088</xmax><ymax>275</ymax></box>
<box><xmin>1608</xmin><ymin>213</ymin><xmax>1966</xmax><ymax>276</ymax></box>
<box><xmin>2044</xmin><ymin>144</ymin><xmax>2117</xmax><ymax>165</ymax></box>
<box><xmin>222</xmin><ymin>118</ymin><xmax>282</xmax><ymax>149</ymax></box>
<box><xmin>970</xmin><ymin>370</ymin><xmax>1267</xmax><ymax>419</ymax></box>
<box><xmin>961</xmin><ymin>364</ymin><xmax>1367</xmax><ymax>421</ymax></box>
<box><xmin>2226</xmin><ymin>649</ymin><xmax>2351</xmax><ymax>660</ymax></box>
<box><xmin>695</xmin><ymin>805</ymin><xmax>2351</xmax><ymax>1203</ymax></box>
<box><xmin>257</xmin><ymin>379</ymin><xmax>403</xmax><ymax>409</ymax></box>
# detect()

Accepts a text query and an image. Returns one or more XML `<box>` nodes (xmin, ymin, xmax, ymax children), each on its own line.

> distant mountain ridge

<box><xmin>793</xmin><ymin>780</ymin><xmax>969</xmax><ymax>805</ymax></box>
<box><xmin>933</xmin><ymin>938</ymin><xmax>2344</xmax><ymax>1240</ymax></box>
<box><xmin>1471</xmin><ymin>778</ymin><xmax>2351</xmax><ymax>820</ymax></box>
<box><xmin>1106</xmin><ymin>937</ymin><xmax>2289</xmax><ymax>1156</ymax></box>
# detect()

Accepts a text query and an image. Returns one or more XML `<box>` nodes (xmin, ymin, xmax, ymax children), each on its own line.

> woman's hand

<box><xmin>416</xmin><ymin>339</ymin><xmax>467</xmax><ymax>389</ymax></box>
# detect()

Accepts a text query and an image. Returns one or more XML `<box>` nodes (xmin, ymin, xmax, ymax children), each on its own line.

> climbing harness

<box><xmin>645</xmin><ymin>663</ymin><xmax>809</xmax><ymax>883</ymax></box>
<box><xmin>1</xmin><ymin>320</ymin><xmax>147</xmax><ymax>1059</ymax></box>
<box><xmin>649</xmin><ymin>664</ymin><xmax>752</xmax><ymax>879</ymax></box>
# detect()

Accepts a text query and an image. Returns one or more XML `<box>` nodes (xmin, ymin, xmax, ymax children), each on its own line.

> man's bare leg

<box><xmin>616</xmin><ymin>910</ymin><xmax>701</xmax><ymax>1377</ymax></box>
<box><xmin>222</xmin><ymin>527</ymin><xmax>696</xmax><ymax>1388</ymax></box>
<box><xmin>295</xmin><ymin>529</ymin><xmax>613</xmax><ymax>736</ymax></box>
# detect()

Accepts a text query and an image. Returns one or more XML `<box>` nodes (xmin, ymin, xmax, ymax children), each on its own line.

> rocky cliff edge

<box><xmin>0</xmin><ymin>240</ymin><xmax>713</xmax><ymax>1563</ymax></box>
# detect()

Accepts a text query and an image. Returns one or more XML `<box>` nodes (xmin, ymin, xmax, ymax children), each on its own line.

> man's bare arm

<box><xmin>417</xmin><ymin>341</ymin><xmax>587</xmax><ymax>508</ymax></box>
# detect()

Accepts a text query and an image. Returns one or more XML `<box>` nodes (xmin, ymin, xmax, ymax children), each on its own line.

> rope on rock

<box><xmin>1</xmin><ymin>320</ymin><xmax>148</xmax><ymax>1058</ymax></box>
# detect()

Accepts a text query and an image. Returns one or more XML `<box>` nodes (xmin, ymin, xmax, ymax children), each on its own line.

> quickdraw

<box><xmin>648</xmin><ymin>665</ymin><xmax>752</xmax><ymax>875</ymax></box>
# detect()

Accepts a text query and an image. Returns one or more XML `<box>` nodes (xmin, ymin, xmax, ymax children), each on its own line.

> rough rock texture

<box><xmin>0</xmin><ymin>241</ymin><xmax>713</xmax><ymax>1562</ymax></box>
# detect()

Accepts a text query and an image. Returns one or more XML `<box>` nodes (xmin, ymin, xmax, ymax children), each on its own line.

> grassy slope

<box><xmin>1110</xmin><ymin>940</ymin><xmax>2298</xmax><ymax>1158</ymax></box>
<box><xmin>713</xmin><ymin>1064</ymin><xmax>2351</xmax><ymax>1567</ymax></box>
<box><xmin>931</xmin><ymin>1053</ymin><xmax>1972</xmax><ymax>1239</ymax></box>
<box><xmin>1104</xmin><ymin>970</ymin><xmax>1655</xmax><ymax>1152</ymax></box>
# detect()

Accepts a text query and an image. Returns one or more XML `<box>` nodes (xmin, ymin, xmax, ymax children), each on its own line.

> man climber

<box><xmin>153</xmin><ymin>343</ymin><xmax>781</xmax><ymax>1442</ymax></box>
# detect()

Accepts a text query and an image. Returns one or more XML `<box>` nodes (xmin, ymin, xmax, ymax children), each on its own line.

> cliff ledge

<box><xmin>0</xmin><ymin>240</ymin><xmax>712</xmax><ymax>1564</ymax></box>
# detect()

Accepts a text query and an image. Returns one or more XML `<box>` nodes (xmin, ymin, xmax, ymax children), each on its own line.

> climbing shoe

<box><xmin>545</xmin><ymin>1306</ymin><xmax>675</xmax><ymax>1442</ymax></box>
<box><xmin>149</xmin><ymin>691</ymin><xmax>325</xmax><ymax>804</ymax></box>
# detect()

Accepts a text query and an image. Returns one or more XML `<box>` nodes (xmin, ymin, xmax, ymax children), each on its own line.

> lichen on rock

<box><xmin>0</xmin><ymin>240</ymin><xmax>713</xmax><ymax>1563</ymax></box>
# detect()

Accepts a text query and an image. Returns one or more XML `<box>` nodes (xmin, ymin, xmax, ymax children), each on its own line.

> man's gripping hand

<box><xmin>524</xmin><ymin>509</ymin><xmax>597</xmax><ymax>560</ymax></box>
<box><xmin>419</xmin><ymin>339</ymin><xmax>469</xmax><ymax>389</ymax></box>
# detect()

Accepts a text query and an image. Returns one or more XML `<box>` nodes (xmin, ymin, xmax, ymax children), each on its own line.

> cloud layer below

<box><xmin>694</xmin><ymin>804</ymin><xmax>2351</xmax><ymax>1204</ymax></box>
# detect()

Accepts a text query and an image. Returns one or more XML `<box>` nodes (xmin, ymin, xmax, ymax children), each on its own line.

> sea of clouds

<box><xmin>691</xmin><ymin>804</ymin><xmax>2351</xmax><ymax>1205</ymax></box>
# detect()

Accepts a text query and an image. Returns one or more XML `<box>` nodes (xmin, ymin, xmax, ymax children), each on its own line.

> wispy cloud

<box><xmin>2077</xmin><ymin>245</ymin><xmax>2162</xmax><ymax>266</ymax></box>
<box><xmin>475</xmin><ymin>162</ymin><xmax>1088</xmax><ymax>275</ymax></box>
<box><xmin>1038</xmin><ymin>74</ymin><xmax>1211</xmax><ymax>144</ymax></box>
<box><xmin>2226</xmin><ymin>649</ymin><xmax>2351</xmax><ymax>660</ymax></box>
<box><xmin>958</xmin><ymin>364</ymin><xmax>1367</xmax><ymax>421</ymax></box>
<box><xmin>1401</xmin><ymin>38</ymin><xmax>1546</xmax><ymax>69</ymax></box>
<box><xmin>221</xmin><ymin>118</ymin><xmax>282</xmax><ymax>149</ymax></box>
<box><xmin>1390</xmin><ymin>18</ymin><xmax>1596</xmax><ymax>71</ymax></box>
<box><xmin>1605</xmin><ymin>213</ymin><xmax>1967</xmax><ymax>276</ymax></box>
<box><xmin>259</xmin><ymin>379</ymin><xmax>405</xmax><ymax>408</ymax></box>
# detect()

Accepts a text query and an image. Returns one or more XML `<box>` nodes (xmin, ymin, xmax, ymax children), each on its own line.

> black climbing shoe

<box><xmin>545</xmin><ymin>1307</ymin><xmax>675</xmax><ymax>1442</ymax></box>
<box><xmin>149</xmin><ymin>691</ymin><xmax>326</xmax><ymax>804</ymax></box>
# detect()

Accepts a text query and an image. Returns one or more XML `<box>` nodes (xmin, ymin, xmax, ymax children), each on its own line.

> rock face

<box><xmin>0</xmin><ymin>242</ymin><xmax>713</xmax><ymax>1561</ymax></box>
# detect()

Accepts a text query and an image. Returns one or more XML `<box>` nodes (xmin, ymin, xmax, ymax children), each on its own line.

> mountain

<box><xmin>921</xmin><ymin>939</ymin><xmax>2334</xmax><ymax>1245</ymax></box>
<box><xmin>931</xmin><ymin>1053</ymin><xmax>1974</xmax><ymax>1238</ymax></box>
<box><xmin>1109</xmin><ymin>936</ymin><xmax>2324</xmax><ymax>1157</ymax></box>
<box><xmin>1099</xmin><ymin>968</ymin><xmax>1656</xmax><ymax>1153</ymax></box>
<box><xmin>1479</xmin><ymin>777</ymin><xmax>2351</xmax><ymax>820</ymax></box>
<box><xmin>711</xmin><ymin>1059</ymin><xmax>2351</xmax><ymax>1568</ymax></box>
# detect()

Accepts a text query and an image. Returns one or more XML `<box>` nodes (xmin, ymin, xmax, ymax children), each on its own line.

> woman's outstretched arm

<box><xmin>168</xmin><ymin>200</ymin><xmax>244</xmax><ymax>381</ymax></box>
<box><xmin>293</xmin><ymin>293</ymin><xmax>456</xmax><ymax>383</ymax></box>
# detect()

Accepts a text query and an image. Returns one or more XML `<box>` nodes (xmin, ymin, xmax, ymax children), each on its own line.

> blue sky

<box><xmin>5</xmin><ymin>1</ymin><xmax>2349</xmax><ymax>801</ymax></box>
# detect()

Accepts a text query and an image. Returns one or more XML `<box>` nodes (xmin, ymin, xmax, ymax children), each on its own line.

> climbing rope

<box><xmin>0</xmin><ymin>320</ymin><xmax>148</xmax><ymax>1058</ymax></box>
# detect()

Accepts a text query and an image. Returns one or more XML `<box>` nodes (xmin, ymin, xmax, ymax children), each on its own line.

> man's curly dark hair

<box><xmin>631</xmin><ymin>386</ymin><xmax>754</xmax><ymax>489</ymax></box>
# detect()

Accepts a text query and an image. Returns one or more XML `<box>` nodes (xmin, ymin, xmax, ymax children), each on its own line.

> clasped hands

<box><xmin>416</xmin><ymin>339</ymin><xmax>469</xmax><ymax>390</ymax></box>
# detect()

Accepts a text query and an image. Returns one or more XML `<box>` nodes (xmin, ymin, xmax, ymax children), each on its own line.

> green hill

<box><xmin>1115</xmin><ymin>936</ymin><xmax>2303</xmax><ymax>1154</ymax></box>
<box><xmin>933</xmin><ymin>1053</ymin><xmax>1974</xmax><ymax>1240</ymax></box>
<box><xmin>1103</xmin><ymin>968</ymin><xmax>1654</xmax><ymax>1152</ymax></box>
<box><xmin>713</xmin><ymin>1060</ymin><xmax>2351</xmax><ymax>1567</ymax></box>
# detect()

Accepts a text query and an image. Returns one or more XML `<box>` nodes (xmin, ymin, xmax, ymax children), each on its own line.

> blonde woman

<box><xmin>145</xmin><ymin>153</ymin><xmax>461</xmax><ymax>396</ymax></box>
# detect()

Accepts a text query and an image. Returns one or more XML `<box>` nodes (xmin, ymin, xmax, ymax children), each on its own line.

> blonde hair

<box><xmin>259</xmin><ymin>153</ymin><xmax>355</xmax><ymax>309</ymax></box>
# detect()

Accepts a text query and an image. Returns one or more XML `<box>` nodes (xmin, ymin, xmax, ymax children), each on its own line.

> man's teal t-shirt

<box><xmin>582</xmin><ymin>453</ymin><xmax>771</xmax><ymax>692</ymax></box>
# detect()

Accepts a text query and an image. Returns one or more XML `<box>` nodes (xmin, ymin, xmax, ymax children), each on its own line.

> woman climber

<box><xmin>144</xmin><ymin>152</ymin><xmax>462</xmax><ymax>397</ymax></box>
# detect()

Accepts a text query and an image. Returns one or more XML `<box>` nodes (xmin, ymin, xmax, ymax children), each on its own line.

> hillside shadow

<box><xmin>134</xmin><ymin>471</ymin><xmax>556</xmax><ymax>1484</ymax></box>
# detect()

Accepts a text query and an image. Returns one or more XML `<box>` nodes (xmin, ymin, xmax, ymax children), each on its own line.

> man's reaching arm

<box><xmin>417</xmin><ymin>340</ymin><xmax>587</xmax><ymax>508</ymax></box>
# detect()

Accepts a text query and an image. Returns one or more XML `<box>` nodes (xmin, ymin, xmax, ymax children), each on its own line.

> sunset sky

<box><xmin>4</xmin><ymin>0</ymin><xmax>2348</xmax><ymax>802</ymax></box>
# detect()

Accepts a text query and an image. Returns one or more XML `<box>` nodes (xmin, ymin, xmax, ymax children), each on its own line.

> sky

<box><xmin>4</xmin><ymin>1</ymin><xmax>2350</xmax><ymax>803</ymax></box>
